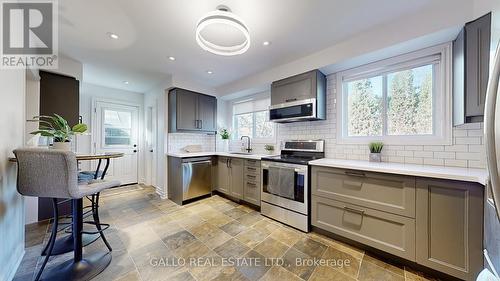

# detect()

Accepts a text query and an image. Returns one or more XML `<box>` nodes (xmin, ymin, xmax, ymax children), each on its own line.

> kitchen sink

<box><xmin>229</xmin><ymin>152</ymin><xmax>253</xmax><ymax>155</ymax></box>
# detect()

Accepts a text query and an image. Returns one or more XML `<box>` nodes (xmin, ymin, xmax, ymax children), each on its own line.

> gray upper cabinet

<box><xmin>197</xmin><ymin>94</ymin><xmax>217</xmax><ymax>132</ymax></box>
<box><xmin>271</xmin><ymin>70</ymin><xmax>325</xmax><ymax>105</ymax></box>
<box><xmin>453</xmin><ymin>13</ymin><xmax>491</xmax><ymax>125</ymax></box>
<box><xmin>168</xmin><ymin>88</ymin><xmax>217</xmax><ymax>134</ymax></box>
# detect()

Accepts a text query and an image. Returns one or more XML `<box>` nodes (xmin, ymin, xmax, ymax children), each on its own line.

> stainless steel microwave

<box><xmin>269</xmin><ymin>98</ymin><xmax>321</xmax><ymax>123</ymax></box>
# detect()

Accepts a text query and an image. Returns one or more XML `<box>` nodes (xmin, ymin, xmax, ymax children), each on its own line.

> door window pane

<box><xmin>387</xmin><ymin>65</ymin><xmax>433</xmax><ymax>135</ymax></box>
<box><xmin>104</xmin><ymin>109</ymin><xmax>132</xmax><ymax>146</ymax></box>
<box><xmin>346</xmin><ymin>76</ymin><xmax>383</xmax><ymax>137</ymax></box>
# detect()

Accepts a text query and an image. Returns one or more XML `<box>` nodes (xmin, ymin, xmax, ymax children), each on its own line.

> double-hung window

<box><xmin>337</xmin><ymin>44</ymin><xmax>452</xmax><ymax>144</ymax></box>
<box><xmin>232</xmin><ymin>97</ymin><xmax>275</xmax><ymax>141</ymax></box>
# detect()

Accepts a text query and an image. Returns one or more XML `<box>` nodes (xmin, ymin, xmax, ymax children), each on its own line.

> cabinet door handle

<box><xmin>199</xmin><ymin>120</ymin><xmax>203</xmax><ymax>129</ymax></box>
<box><xmin>285</xmin><ymin>98</ymin><xmax>297</xmax><ymax>102</ymax></box>
<box><xmin>343</xmin><ymin>206</ymin><xmax>365</xmax><ymax>215</ymax></box>
<box><xmin>226</xmin><ymin>159</ymin><xmax>229</xmax><ymax>168</ymax></box>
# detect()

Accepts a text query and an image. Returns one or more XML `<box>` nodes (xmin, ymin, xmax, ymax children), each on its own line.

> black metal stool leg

<box><xmin>35</xmin><ymin>198</ymin><xmax>59</xmax><ymax>281</ymax></box>
<box><xmin>92</xmin><ymin>193</ymin><xmax>112</xmax><ymax>252</ymax></box>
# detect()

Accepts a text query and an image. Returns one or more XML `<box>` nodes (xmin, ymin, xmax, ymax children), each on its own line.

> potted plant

<box><xmin>368</xmin><ymin>142</ymin><xmax>384</xmax><ymax>162</ymax></box>
<box><xmin>30</xmin><ymin>114</ymin><xmax>88</xmax><ymax>151</ymax></box>
<box><xmin>264</xmin><ymin>144</ymin><xmax>275</xmax><ymax>155</ymax></box>
<box><xmin>219</xmin><ymin>128</ymin><xmax>230</xmax><ymax>152</ymax></box>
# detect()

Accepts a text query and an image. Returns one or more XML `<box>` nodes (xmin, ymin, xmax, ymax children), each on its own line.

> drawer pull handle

<box><xmin>247</xmin><ymin>167</ymin><xmax>256</xmax><ymax>170</ymax></box>
<box><xmin>246</xmin><ymin>182</ymin><xmax>257</xmax><ymax>187</ymax></box>
<box><xmin>343</xmin><ymin>206</ymin><xmax>365</xmax><ymax>215</ymax></box>
<box><xmin>345</xmin><ymin>171</ymin><xmax>366</xmax><ymax>177</ymax></box>
<box><xmin>343</xmin><ymin>180</ymin><xmax>362</xmax><ymax>188</ymax></box>
<box><xmin>247</xmin><ymin>175</ymin><xmax>256</xmax><ymax>178</ymax></box>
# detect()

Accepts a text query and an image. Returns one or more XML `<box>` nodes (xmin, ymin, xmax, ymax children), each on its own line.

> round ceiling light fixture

<box><xmin>196</xmin><ymin>5</ymin><xmax>250</xmax><ymax>56</ymax></box>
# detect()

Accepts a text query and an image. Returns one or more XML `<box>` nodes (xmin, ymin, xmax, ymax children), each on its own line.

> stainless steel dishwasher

<box><xmin>182</xmin><ymin>157</ymin><xmax>212</xmax><ymax>201</ymax></box>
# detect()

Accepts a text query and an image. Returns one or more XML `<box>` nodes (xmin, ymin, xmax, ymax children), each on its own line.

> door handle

<box><xmin>149</xmin><ymin>149</ymin><xmax>154</xmax><ymax>152</ymax></box>
<box><xmin>133</xmin><ymin>150</ymin><xmax>138</xmax><ymax>153</ymax></box>
<box><xmin>343</xmin><ymin>206</ymin><xmax>365</xmax><ymax>215</ymax></box>
<box><xmin>133</xmin><ymin>144</ymin><xmax>137</xmax><ymax>147</ymax></box>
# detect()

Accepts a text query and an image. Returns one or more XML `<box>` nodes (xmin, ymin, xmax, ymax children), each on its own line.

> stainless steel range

<box><xmin>260</xmin><ymin>140</ymin><xmax>325</xmax><ymax>232</ymax></box>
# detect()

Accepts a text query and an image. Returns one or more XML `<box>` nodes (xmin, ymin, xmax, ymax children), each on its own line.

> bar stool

<box><xmin>14</xmin><ymin>148</ymin><xmax>120</xmax><ymax>281</ymax></box>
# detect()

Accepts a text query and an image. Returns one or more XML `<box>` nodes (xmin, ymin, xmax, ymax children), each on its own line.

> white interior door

<box><xmin>94</xmin><ymin>101</ymin><xmax>139</xmax><ymax>185</ymax></box>
<box><xmin>145</xmin><ymin>105</ymin><xmax>158</xmax><ymax>187</ymax></box>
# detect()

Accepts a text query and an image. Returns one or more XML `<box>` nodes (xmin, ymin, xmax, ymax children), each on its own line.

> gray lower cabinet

<box><xmin>310</xmin><ymin>166</ymin><xmax>484</xmax><ymax>280</ymax></box>
<box><xmin>243</xmin><ymin>159</ymin><xmax>261</xmax><ymax>206</ymax></box>
<box><xmin>215</xmin><ymin>157</ymin><xmax>244</xmax><ymax>200</ymax></box>
<box><xmin>311</xmin><ymin>166</ymin><xmax>415</xmax><ymax>217</ymax></box>
<box><xmin>311</xmin><ymin>196</ymin><xmax>416</xmax><ymax>260</ymax></box>
<box><xmin>416</xmin><ymin>178</ymin><xmax>483</xmax><ymax>281</ymax></box>
<box><xmin>229</xmin><ymin>158</ymin><xmax>244</xmax><ymax>199</ymax></box>
<box><xmin>216</xmin><ymin>157</ymin><xmax>230</xmax><ymax>194</ymax></box>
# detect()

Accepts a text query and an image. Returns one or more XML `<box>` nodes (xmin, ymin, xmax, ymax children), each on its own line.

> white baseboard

<box><xmin>3</xmin><ymin>246</ymin><xmax>24</xmax><ymax>281</ymax></box>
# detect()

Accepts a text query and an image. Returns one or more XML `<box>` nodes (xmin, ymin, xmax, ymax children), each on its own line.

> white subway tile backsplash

<box><xmin>444</xmin><ymin>159</ymin><xmax>468</xmax><ymax>168</ymax></box>
<box><xmin>413</xmin><ymin>151</ymin><xmax>434</xmax><ymax>158</ymax></box>
<box><xmin>264</xmin><ymin>73</ymin><xmax>484</xmax><ymax>169</ymax></box>
<box><xmin>424</xmin><ymin>158</ymin><xmax>445</xmax><ymax>166</ymax></box>
<box><xmin>168</xmin><ymin>133</ymin><xmax>216</xmax><ymax>153</ymax></box>
<box><xmin>455</xmin><ymin>137</ymin><xmax>482</xmax><ymax>145</ymax></box>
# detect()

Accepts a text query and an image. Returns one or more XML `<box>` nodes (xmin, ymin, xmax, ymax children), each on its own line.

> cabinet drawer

<box><xmin>311</xmin><ymin>166</ymin><xmax>416</xmax><ymax>218</ymax></box>
<box><xmin>245</xmin><ymin>165</ymin><xmax>260</xmax><ymax>175</ymax></box>
<box><xmin>244</xmin><ymin>181</ymin><xmax>260</xmax><ymax>206</ymax></box>
<box><xmin>312</xmin><ymin>196</ymin><xmax>415</xmax><ymax>261</ymax></box>
<box><xmin>245</xmin><ymin>159</ymin><xmax>260</xmax><ymax>168</ymax></box>
<box><xmin>245</xmin><ymin>173</ymin><xmax>259</xmax><ymax>183</ymax></box>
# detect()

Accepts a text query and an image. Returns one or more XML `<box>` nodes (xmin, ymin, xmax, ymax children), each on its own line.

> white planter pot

<box><xmin>53</xmin><ymin>141</ymin><xmax>71</xmax><ymax>151</ymax></box>
<box><xmin>369</xmin><ymin>153</ymin><xmax>382</xmax><ymax>162</ymax></box>
<box><xmin>221</xmin><ymin>139</ymin><xmax>230</xmax><ymax>152</ymax></box>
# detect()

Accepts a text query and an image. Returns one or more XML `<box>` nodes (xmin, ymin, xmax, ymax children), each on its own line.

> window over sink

<box><xmin>232</xmin><ymin>97</ymin><xmax>275</xmax><ymax>141</ymax></box>
<box><xmin>337</xmin><ymin>44</ymin><xmax>452</xmax><ymax>145</ymax></box>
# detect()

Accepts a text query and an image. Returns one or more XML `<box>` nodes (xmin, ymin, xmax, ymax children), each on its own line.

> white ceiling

<box><xmin>59</xmin><ymin>0</ymin><xmax>438</xmax><ymax>93</ymax></box>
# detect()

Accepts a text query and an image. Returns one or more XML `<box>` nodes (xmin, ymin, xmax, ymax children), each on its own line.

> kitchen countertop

<box><xmin>167</xmin><ymin>151</ymin><xmax>276</xmax><ymax>160</ymax></box>
<box><xmin>309</xmin><ymin>158</ymin><xmax>489</xmax><ymax>186</ymax></box>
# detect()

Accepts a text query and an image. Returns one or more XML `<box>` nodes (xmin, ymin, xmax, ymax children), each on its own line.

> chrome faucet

<box><xmin>240</xmin><ymin>136</ymin><xmax>252</xmax><ymax>153</ymax></box>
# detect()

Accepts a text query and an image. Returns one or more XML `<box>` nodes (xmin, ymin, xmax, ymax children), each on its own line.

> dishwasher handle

<box><xmin>185</xmin><ymin>160</ymin><xmax>212</xmax><ymax>165</ymax></box>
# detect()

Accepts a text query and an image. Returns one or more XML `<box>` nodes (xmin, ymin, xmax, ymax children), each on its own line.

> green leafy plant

<box><xmin>264</xmin><ymin>144</ymin><xmax>275</xmax><ymax>151</ymax></box>
<box><xmin>30</xmin><ymin>114</ymin><xmax>88</xmax><ymax>142</ymax></box>
<box><xmin>219</xmin><ymin>128</ymin><xmax>230</xmax><ymax>140</ymax></box>
<box><xmin>369</xmin><ymin>142</ymin><xmax>384</xmax><ymax>153</ymax></box>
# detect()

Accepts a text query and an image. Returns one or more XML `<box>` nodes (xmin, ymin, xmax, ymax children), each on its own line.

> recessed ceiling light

<box><xmin>207</xmin><ymin>71</ymin><xmax>213</xmax><ymax>74</ymax></box>
<box><xmin>263</xmin><ymin>41</ymin><xmax>271</xmax><ymax>46</ymax></box>
<box><xmin>123</xmin><ymin>81</ymin><xmax>129</xmax><ymax>84</ymax></box>
<box><xmin>107</xmin><ymin>32</ymin><xmax>119</xmax><ymax>39</ymax></box>
<box><xmin>168</xmin><ymin>56</ymin><xmax>176</xmax><ymax>61</ymax></box>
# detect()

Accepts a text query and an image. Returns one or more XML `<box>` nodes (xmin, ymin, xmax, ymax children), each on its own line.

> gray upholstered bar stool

<box><xmin>14</xmin><ymin>148</ymin><xmax>120</xmax><ymax>281</ymax></box>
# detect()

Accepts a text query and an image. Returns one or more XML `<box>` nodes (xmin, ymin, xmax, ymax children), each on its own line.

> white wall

<box><xmin>145</xmin><ymin>77</ymin><xmax>172</xmax><ymax>198</ymax></box>
<box><xmin>216</xmin><ymin>0</ymin><xmax>474</xmax><ymax>97</ymax></box>
<box><xmin>79</xmin><ymin>83</ymin><xmax>145</xmax><ymax>174</ymax></box>
<box><xmin>0</xmin><ymin>69</ymin><xmax>26</xmax><ymax>281</ymax></box>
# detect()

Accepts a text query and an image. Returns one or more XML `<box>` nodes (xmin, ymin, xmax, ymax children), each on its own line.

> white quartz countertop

<box><xmin>167</xmin><ymin>151</ymin><xmax>275</xmax><ymax>160</ymax></box>
<box><xmin>309</xmin><ymin>158</ymin><xmax>488</xmax><ymax>186</ymax></box>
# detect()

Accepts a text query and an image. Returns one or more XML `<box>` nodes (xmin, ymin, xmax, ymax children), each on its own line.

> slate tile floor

<box><xmin>14</xmin><ymin>185</ymin><xmax>439</xmax><ymax>281</ymax></box>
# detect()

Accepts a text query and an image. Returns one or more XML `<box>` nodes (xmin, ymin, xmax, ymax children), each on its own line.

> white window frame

<box><xmin>231</xmin><ymin>98</ymin><xmax>276</xmax><ymax>143</ymax></box>
<box><xmin>336</xmin><ymin>43</ymin><xmax>452</xmax><ymax>145</ymax></box>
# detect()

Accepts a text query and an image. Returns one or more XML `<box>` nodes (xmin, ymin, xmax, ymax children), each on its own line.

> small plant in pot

<box><xmin>368</xmin><ymin>142</ymin><xmax>384</xmax><ymax>162</ymax></box>
<box><xmin>264</xmin><ymin>144</ymin><xmax>275</xmax><ymax>155</ymax></box>
<box><xmin>30</xmin><ymin>114</ymin><xmax>88</xmax><ymax>151</ymax></box>
<box><xmin>219</xmin><ymin>128</ymin><xmax>230</xmax><ymax>152</ymax></box>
